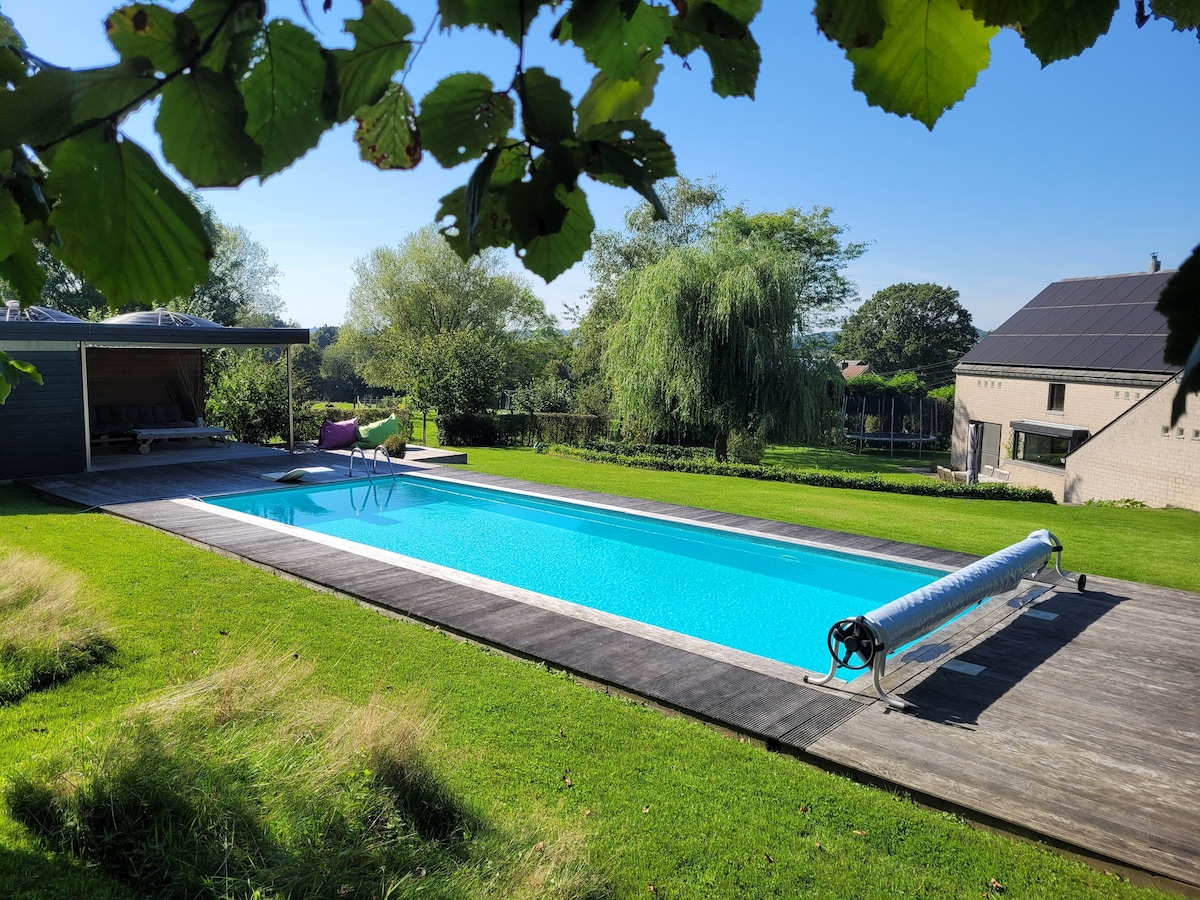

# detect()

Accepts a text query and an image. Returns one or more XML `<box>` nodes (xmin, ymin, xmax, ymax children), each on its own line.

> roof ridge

<box><xmin>1057</xmin><ymin>270</ymin><xmax>1178</xmax><ymax>283</ymax></box>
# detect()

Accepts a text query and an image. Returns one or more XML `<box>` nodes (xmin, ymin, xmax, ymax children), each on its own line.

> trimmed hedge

<box><xmin>584</xmin><ymin>439</ymin><xmax>713</xmax><ymax>461</ymax></box>
<box><xmin>547</xmin><ymin>445</ymin><xmax>1057</xmax><ymax>503</ymax></box>
<box><xmin>437</xmin><ymin>412</ymin><xmax>499</xmax><ymax>447</ymax></box>
<box><xmin>452</xmin><ymin>413</ymin><xmax>607</xmax><ymax>447</ymax></box>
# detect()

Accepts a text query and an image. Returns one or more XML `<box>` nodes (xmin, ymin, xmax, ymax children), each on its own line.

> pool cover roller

<box><xmin>806</xmin><ymin>529</ymin><xmax>1086</xmax><ymax>710</ymax></box>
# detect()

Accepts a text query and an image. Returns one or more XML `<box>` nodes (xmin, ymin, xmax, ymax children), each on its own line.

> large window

<box><xmin>1011</xmin><ymin>421</ymin><xmax>1089</xmax><ymax>468</ymax></box>
<box><xmin>1014</xmin><ymin>431</ymin><xmax>1071</xmax><ymax>467</ymax></box>
<box><xmin>1047</xmin><ymin>382</ymin><xmax>1065</xmax><ymax>412</ymax></box>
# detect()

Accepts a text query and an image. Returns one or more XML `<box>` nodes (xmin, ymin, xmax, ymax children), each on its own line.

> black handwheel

<box><xmin>827</xmin><ymin>618</ymin><xmax>877</xmax><ymax>670</ymax></box>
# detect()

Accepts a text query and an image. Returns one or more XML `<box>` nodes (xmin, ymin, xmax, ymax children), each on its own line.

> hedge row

<box><xmin>584</xmin><ymin>438</ymin><xmax>714</xmax><ymax>461</ymax></box>
<box><xmin>439</xmin><ymin>412</ymin><xmax>607</xmax><ymax>447</ymax></box>
<box><xmin>547</xmin><ymin>445</ymin><xmax>1057</xmax><ymax>503</ymax></box>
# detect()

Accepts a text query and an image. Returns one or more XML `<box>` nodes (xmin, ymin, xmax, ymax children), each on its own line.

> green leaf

<box><xmin>106</xmin><ymin>4</ymin><xmax>185</xmax><ymax>72</ymax></box>
<box><xmin>1151</xmin><ymin>0</ymin><xmax>1200</xmax><ymax>30</ymax></box>
<box><xmin>0</xmin><ymin>189</ymin><xmax>22</xmax><ymax>262</ymax></box>
<box><xmin>438</xmin><ymin>0</ymin><xmax>552</xmax><ymax>43</ymax></box>
<box><xmin>418</xmin><ymin>73</ymin><xmax>514</xmax><ymax>167</ymax></box>
<box><xmin>519</xmin><ymin>183</ymin><xmax>594</xmax><ymax>280</ymax></box>
<box><xmin>0</xmin><ymin>12</ymin><xmax>26</xmax><ymax>49</ymax></box>
<box><xmin>816</xmin><ymin>0</ymin><xmax>886</xmax><ymax>50</ymax></box>
<box><xmin>465</xmin><ymin>147</ymin><xmax>501</xmax><ymax>251</ymax></box>
<box><xmin>0</xmin><ymin>61</ymin><xmax>157</xmax><ymax>149</ymax></box>
<box><xmin>519</xmin><ymin>67</ymin><xmax>575</xmax><ymax>145</ymax></box>
<box><xmin>1156</xmin><ymin>244</ymin><xmax>1200</xmax><ymax>425</ymax></box>
<box><xmin>576</xmin><ymin>55</ymin><xmax>662</xmax><ymax>128</ymax></box>
<box><xmin>157</xmin><ymin>66</ymin><xmax>262</xmax><ymax>186</ymax></box>
<box><xmin>0</xmin><ymin>46</ymin><xmax>26</xmax><ymax>85</ymax></box>
<box><xmin>847</xmin><ymin>0</ymin><xmax>998</xmax><ymax>129</ymax></box>
<box><xmin>46</xmin><ymin>130</ymin><xmax>211</xmax><ymax>305</ymax></box>
<box><xmin>180</xmin><ymin>0</ymin><xmax>266</xmax><ymax>77</ymax></box>
<box><xmin>332</xmin><ymin>0</ymin><xmax>413</xmax><ymax>121</ymax></box>
<box><xmin>959</xmin><ymin>0</ymin><xmax>1048</xmax><ymax>28</ymax></box>
<box><xmin>505</xmin><ymin>144</ymin><xmax>581</xmax><ymax>238</ymax></box>
<box><xmin>355</xmin><ymin>83</ymin><xmax>421</xmax><ymax>170</ymax></box>
<box><xmin>561</xmin><ymin>0</ymin><xmax>671</xmax><ymax>80</ymax></box>
<box><xmin>667</xmin><ymin>1</ymin><xmax>761</xmax><ymax>98</ymax></box>
<box><xmin>578</xmin><ymin>120</ymin><xmax>676</xmax><ymax>217</ymax></box>
<box><xmin>1021</xmin><ymin>0</ymin><xmax>1118</xmax><ymax>66</ymax></box>
<box><xmin>437</xmin><ymin>183</ymin><xmax>514</xmax><ymax>260</ymax></box>
<box><xmin>7</xmin><ymin>355</ymin><xmax>42</xmax><ymax>381</ymax></box>
<box><xmin>579</xmin><ymin>119</ymin><xmax>676</xmax><ymax>180</ymax></box>
<box><xmin>0</xmin><ymin>226</ymin><xmax>45</xmax><ymax>305</ymax></box>
<box><xmin>241</xmin><ymin>19</ymin><xmax>330</xmax><ymax>178</ymax></box>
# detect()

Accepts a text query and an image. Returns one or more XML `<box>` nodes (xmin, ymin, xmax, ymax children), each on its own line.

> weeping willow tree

<box><xmin>604</xmin><ymin>207</ymin><xmax>861</xmax><ymax>460</ymax></box>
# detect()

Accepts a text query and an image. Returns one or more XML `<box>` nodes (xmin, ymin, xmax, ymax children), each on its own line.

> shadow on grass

<box><xmin>0</xmin><ymin>637</ymin><xmax>115</xmax><ymax>705</ymax></box>
<box><xmin>0</xmin><ymin>844</ymin><xmax>133</xmax><ymax>900</ymax></box>
<box><xmin>5</xmin><ymin>724</ymin><xmax>486</xmax><ymax>900</ymax></box>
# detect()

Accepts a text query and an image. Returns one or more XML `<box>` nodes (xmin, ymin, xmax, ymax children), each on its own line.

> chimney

<box><xmin>1149</xmin><ymin>252</ymin><xmax>1161</xmax><ymax>273</ymax></box>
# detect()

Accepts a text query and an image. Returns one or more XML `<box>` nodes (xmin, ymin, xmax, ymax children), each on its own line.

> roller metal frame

<box><xmin>805</xmin><ymin>535</ymin><xmax>1086</xmax><ymax>711</ymax></box>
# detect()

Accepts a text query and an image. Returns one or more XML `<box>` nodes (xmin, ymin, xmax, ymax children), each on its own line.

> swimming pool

<box><xmin>205</xmin><ymin>475</ymin><xmax>948</xmax><ymax>674</ymax></box>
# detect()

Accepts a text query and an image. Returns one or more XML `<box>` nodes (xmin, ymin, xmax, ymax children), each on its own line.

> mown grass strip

<box><xmin>544</xmin><ymin>444</ymin><xmax>1056</xmax><ymax>502</ymax></box>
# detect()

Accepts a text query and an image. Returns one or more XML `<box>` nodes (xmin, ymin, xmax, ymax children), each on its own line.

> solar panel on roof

<box><xmin>962</xmin><ymin>271</ymin><xmax>1179</xmax><ymax>375</ymax></box>
<box><xmin>1109</xmin><ymin>337</ymin><xmax>1171</xmax><ymax>373</ymax></box>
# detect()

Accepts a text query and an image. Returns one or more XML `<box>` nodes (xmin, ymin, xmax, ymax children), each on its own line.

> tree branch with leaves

<box><xmin>0</xmin><ymin>0</ymin><xmax>1196</xmax><ymax>415</ymax></box>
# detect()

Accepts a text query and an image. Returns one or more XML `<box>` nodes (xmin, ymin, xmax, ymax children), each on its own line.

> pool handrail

<box><xmin>347</xmin><ymin>446</ymin><xmax>398</xmax><ymax>483</ymax></box>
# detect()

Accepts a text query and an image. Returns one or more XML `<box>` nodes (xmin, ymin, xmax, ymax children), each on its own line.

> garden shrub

<box><xmin>549</xmin><ymin>446</ymin><xmax>1057</xmax><ymax>503</ymax></box>
<box><xmin>382</xmin><ymin>433</ymin><xmax>407</xmax><ymax>458</ymax></box>
<box><xmin>727</xmin><ymin>430</ymin><xmax>765</xmax><ymax>465</ymax></box>
<box><xmin>206</xmin><ymin>350</ymin><xmax>292</xmax><ymax>445</ymax></box>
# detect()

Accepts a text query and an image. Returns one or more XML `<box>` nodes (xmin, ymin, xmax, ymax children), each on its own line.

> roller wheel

<box><xmin>138</xmin><ymin>442</ymin><xmax>151</xmax><ymax>455</ymax></box>
<box><xmin>827</xmin><ymin>618</ymin><xmax>877</xmax><ymax>670</ymax></box>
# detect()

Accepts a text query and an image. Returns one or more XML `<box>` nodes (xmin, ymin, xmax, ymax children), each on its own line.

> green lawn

<box><xmin>762</xmin><ymin>443</ymin><xmax>951</xmax><ymax>481</ymax></box>
<box><xmin>0</xmin><ymin>454</ymin><xmax>1192</xmax><ymax>897</ymax></box>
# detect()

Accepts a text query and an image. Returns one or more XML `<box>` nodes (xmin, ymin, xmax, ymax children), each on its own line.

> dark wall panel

<box><xmin>0</xmin><ymin>350</ymin><xmax>86</xmax><ymax>479</ymax></box>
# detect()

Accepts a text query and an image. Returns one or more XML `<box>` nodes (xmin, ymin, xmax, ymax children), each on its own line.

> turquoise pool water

<box><xmin>207</xmin><ymin>476</ymin><xmax>944</xmax><ymax>673</ymax></box>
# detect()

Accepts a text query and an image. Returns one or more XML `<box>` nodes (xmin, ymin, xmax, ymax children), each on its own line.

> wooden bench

<box><xmin>129</xmin><ymin>425</ymin><xmax>231</xmax><ymax>454</ymax></box>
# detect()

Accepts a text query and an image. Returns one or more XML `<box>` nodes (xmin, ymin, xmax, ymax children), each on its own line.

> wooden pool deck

<box><xmin>18</xmin><ymin>454</ymin><xmax>1200</xmax><ymax>893</ymax></box>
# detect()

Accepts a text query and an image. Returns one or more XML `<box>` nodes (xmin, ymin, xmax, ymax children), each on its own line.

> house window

<box><xmin>1011</xmin><ymin>423</ymin><xmax>1089</xmax><ymax>468</ymax></box>
<box><xmin>1014</xmin><ymin>432</ymin><xmax>1072</xmax><ymax>467</ymax></box>
<box><xmin>1047</xmin><ymin>383</ymin><xmax>1065</xmax><ymax>412</ymax></box>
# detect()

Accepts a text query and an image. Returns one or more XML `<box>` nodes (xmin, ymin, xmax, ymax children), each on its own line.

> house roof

<box><xmin>0</xmin><ymin>319</ymin><xmax>310</xmax><ymax>349</ymax></box>
<box><xmin>958</xmin><ymin>270</ymin><xmax>1178</xmax><ymax>375</ymax></box>
<box><xmin>840</xmin><ymin>362</ymin><xmax>872</xmax><ymax>379</ymax></box>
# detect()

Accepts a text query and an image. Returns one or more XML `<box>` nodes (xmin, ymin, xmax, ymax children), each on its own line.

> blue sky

<box><xmin>3</xmin><ymin>1</ymin><xmax>1197</xmax><ymax>331</ymax></box>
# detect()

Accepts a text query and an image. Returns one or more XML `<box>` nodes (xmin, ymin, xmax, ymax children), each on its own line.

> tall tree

<box><xmin>835</xmin><ymin>283</ymin><xmax>978</xmax><ymax>376</ymax></box>
<box><xmin>184</xmin><ymin>211</ymin><xmax>284</xmax><ymax>327</ymax></box>
<box><xmin>605</xmin><ymin>205</ymin><xmax>862</xmax><ymax>459</ymax></box>
<box><xmin>344</xmin><ymin>225</ymin><xmax>552</xmax><ymax>399</ymax></box>
<box><xmin>571</xmin><ymin>177</ymin><xmax>726</xmax><ymax>413</ymax></box>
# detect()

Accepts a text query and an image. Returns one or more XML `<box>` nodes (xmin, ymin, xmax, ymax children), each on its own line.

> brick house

<box><xmin>951</xmin><ymin>265</ymin><xmax>1200</xmax><ymax>509</ymax></box>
